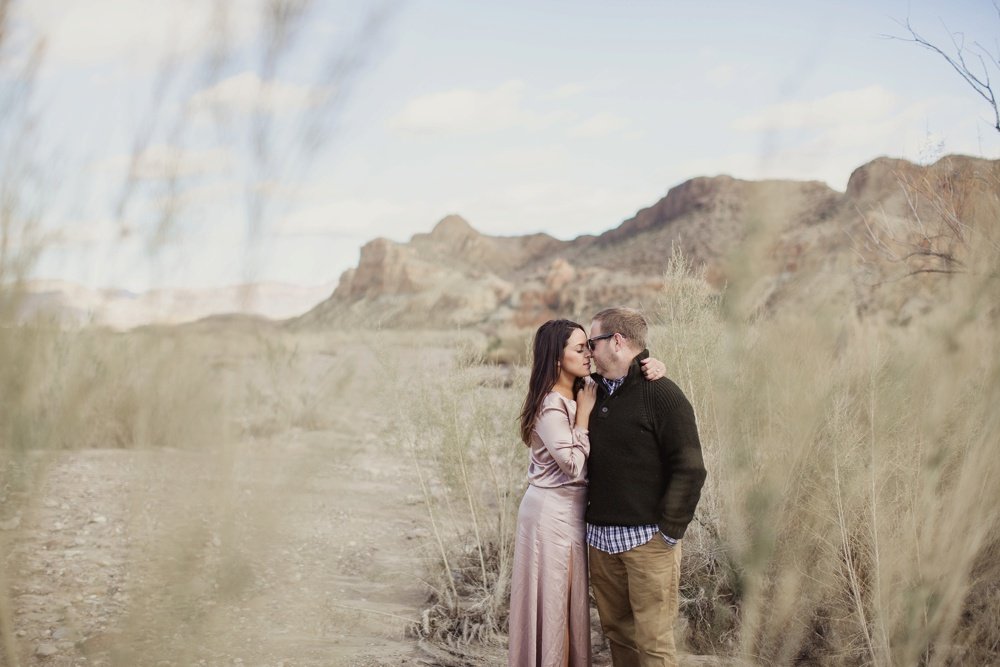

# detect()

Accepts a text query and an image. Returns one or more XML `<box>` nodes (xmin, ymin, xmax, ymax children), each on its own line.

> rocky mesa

<box><xmin>298</xmin><ymin>155</ymin><xmax>999</xmax><ymax>329</ymax></box>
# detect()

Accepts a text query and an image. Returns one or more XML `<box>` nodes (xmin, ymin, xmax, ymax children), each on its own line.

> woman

<box><xmin>508</xmin><ymin>319</ymin><xmax>665</xmax><ymax>667</ymax></box>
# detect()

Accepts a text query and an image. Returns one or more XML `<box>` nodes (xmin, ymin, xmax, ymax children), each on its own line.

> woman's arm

<box><xmin>534</xmin><ymin>398</ymin><xmax>590</xmax><ymax>480</ymax></box>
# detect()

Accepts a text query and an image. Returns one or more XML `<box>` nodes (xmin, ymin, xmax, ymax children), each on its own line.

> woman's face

<box><xmin>561</xmin><ymin>329</ymin><xmax>592</xmax><ymax>378</ymax></box>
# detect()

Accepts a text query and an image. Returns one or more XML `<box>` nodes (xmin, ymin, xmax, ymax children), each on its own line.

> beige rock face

<box><xmin>299</xmin><ymin>155</ymin><xmax>999</xmax><ymax>330</ymax></box>
<box><xmin>334</xmin><ymin>239</ymin><xmax>430</xmax><ymax>299</ymax></box>
<box><xmin>545</xmin><ymin>258</ymin><xmax>577</xmax><ymax>292</ymax></box>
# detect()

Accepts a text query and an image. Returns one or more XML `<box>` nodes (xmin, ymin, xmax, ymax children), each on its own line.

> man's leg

<box><xmin>620</xmin><ymin>538</ymin><xmax>682</xmax><ymax>667</ymax></box>
<box><xmin>589</xmin><ymin>546</ymin><xmax>640</xmax><ymax>667</ymax></box>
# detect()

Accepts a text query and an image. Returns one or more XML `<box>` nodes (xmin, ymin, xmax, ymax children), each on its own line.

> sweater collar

<box><xmin>623</xmin><ymin>348</ymin><xmax>651</xmax><ymax>385</ymax></box>
<box><xmin>595</xmin><ymin>348</ymin><xmax>650</xmax><ymax>389</ymax></box>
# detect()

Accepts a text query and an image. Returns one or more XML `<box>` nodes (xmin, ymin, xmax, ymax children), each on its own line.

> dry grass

<box><xmin>0</xmin><ymin>312</ymin><xmax>230</xmax><ymax>665</ymax></box>
<box><xmin>1</xmin><ymin>324</ymin><xmax>226</xmax><ymax>452</ymax></box>
<box><xmin>692</xmin><ymin>167</ymin><xmax>1000</xmax><ymax>666</ymax></box>
<box><xmin>0</xmin><ymin>1</ymin><xmax>412</xmax><ymax>663</ymax></box>
<box><xmin>0</xmin><ymin>321</ymin><xmax>420</xmax><ymax>665</ymax></box>
<box><xmin>390</xmin><ymin>337</ymin><xmax>526</xmax><ymax>654</ymax></box>
<box><xmin>0</xmin><ymin>207</ymin><xmax>996</xmax><ymax>666</ymax></box>
<box><xmin>664</xmin><ymin>171</ymin><xmax>1000</xmax><ymax>665</ymax></box>
<box><xmin>406</xmin><ymin>173</ymin><xmax>1000</xmax><ymax>666</ymax></box>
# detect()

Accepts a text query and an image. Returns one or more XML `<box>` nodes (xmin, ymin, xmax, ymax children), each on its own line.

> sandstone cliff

<box><xmin>297</xmin><ymin>155</ymin><xmax>999</xmax><ymax>329</ymax></box>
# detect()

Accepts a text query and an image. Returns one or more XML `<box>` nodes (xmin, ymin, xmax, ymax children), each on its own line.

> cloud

<box><xmin>567</xmin><ymin>112</ymin><xmax>628</xmax><ymax>138</ymax></box>
<box><xmin>98</xmin><ymin>144</ymin><xmax>234</xmax><ymax>181</ymax></box>
<box><xmin>189</xmin><ymin>72</ymin><xmax>327</xmax><ymax>116</ymax></box>
<box><xmin>46</xmin><ymin>218</ymin><xmax>130</xmax><ymax>247</ymax></box>
<box><xmin>671</xmin><ymin>92</ymin><xmax>987</xmax><ymax>190</ymax></box>
<box><xmin>707</xmin><ymin>64</ymin><xmax>739</xmax><ymax>87</ymax></box>
<box><xmin>270</xmin><ymin>182</ymin><xmax>642</xmax><ymax>244</ymax></box>
<box><xmin>434</xmin><ymin>182</ymin><xmax>656</xmax><ymax>240</ymax></box>
<box><xmin>706</xmin><ymin>63</ymin><xmax>762</xmax><ymax>88</ymax></box>
<box><xmin>489</xmin><ymin>145</ymin><xmax>575</xmax><ymax>172</ymax></box>
<box><xmin>548</xmin><ymin>83</ymin><xmax>589</xmax><ymax>100</ymax></box>
<box><xmin>14</xmin><ymin>0</ymin><xmax>259</xmax><ymax>69</ymax></box>
<box><xmin>733</xmin><ymin>85</ymin><xmax>900</xmax><ymax>132</ymax></box>
<box><xmin>273</xmin><ymin>197</ymin><xmax>412</xmax><ymax>238</ymax></box>
<box><xmin>389</xmin><ymin>81</ymin><xmax>624</xmax><ymax>139</ymax></box>
<box><xmin>388</xmin><ymin>80</ymin><xmax>548</xmax><ymax>136</ymax></box>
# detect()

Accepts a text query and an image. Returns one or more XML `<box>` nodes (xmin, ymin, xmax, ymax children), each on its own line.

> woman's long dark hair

<box><xmin>519</xmin><ymin>319</ymin><xmax>586</xmax><ymax>444</ymax></box>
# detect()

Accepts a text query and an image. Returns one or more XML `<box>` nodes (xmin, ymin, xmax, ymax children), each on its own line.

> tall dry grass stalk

<box><xmin>393</xmin><ymin>333</ymin><xmax>528</xmax><ymax>654</ymax></box>
<box><xmin>0</xmin><ymin>318</ymin><xmax>233</xmax><ymax>661</ymax></box>
<box><xmin>0</xmin><ymin>2</ymin><xmax>394</xmax><ymax>663</ymax></box>
<box><xmin>648</xmin><ymin>165</ymin><xmax>1000</xmax><ymax>665</ymax></box>
<box><xmin>409</xmin><ymin>166</ymin><xmax>1000</xmax><ymax>665</ymax></box>
<box><xmin>0</xmin><ymin>319</ymin><xmax>373</xmax><ymax>663</ymax></box>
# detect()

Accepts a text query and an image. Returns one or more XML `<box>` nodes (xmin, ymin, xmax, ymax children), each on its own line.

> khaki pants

<box><xmin>589</xmin><ymin>537</ymin><xmax>681</xmax><ymax>667</ymax></box>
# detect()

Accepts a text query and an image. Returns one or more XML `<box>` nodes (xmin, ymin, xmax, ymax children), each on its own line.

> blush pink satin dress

<box><xmin>508</xmin><ymin>391</ymin><xmax>591</xmax><ymax>667</ymax></box>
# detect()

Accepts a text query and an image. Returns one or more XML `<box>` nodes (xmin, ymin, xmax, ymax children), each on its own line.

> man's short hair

<box><xmin>593</xmin><ymin>307</ymin><xmax>648</xmax><ymax>349</ymax></box>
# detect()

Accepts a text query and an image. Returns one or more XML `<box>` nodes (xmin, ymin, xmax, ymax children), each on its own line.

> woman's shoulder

<box><xmin>542</xmin><ymin>390</ymin><xmax>574</xmax><ymax>408</ymax></box>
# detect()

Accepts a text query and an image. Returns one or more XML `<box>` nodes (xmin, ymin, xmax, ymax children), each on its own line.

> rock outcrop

<box><xmin>297</xmin><ymin>154</ymin><xmax>999</xmax><ymax>329</ymax></box>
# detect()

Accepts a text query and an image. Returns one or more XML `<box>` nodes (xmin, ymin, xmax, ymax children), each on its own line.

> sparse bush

<box><xmin>395</xmin><ymin>345</ymin><xmax>527</xmax><ymax>653</ymax></box>
<box><xmin>452</xmin><ymin>328</ymin><xmax>532</xmax><ymax>372</ymax></box>
<box><xmin>409</xmin><ymin>535</ymin><xmax>510</xmax><ymax>645</ymax></box>
<box><xmin>648</xmin><ymin>173</ymin><xmax>1000</xmax><ymax>664</ymax></box>
<box><xmin>408</xmin><ymin>207</ymin><xmax>1000</xmax><ymax>665</ymax></box>
<box><xmin>0</xmin><ymin>322</ymin><xmax>227</xmax><ymax>453</ymax></box>
<box><xmin>482</xmin><ymin>329</ymin><xmax>533</xmax><ymax>368</ymax></box>
<box><xmin>238</xmin><ymin>331</ymin><xmax>357</xmax><ymax>435</ymax></box>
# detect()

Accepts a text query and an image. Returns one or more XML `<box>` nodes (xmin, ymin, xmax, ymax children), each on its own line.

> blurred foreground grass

<box><xmin>2</xmin><ymin>162</ymin><xmax>998</xmax><ymax>664</ymax></box>
<box><xmin>0</xmin><ymin>315</ymin><xmax>448</xmax><ymax>665</ymax></box>
<box><xmin>403</xmin><ymin>179</ymin><xmax>1000</xmax><ymax>666</ymax></box>
<box><xmin>1</xmin><ymin>250</ymin><xmax>998</xmax><ymax>666</ymax></box>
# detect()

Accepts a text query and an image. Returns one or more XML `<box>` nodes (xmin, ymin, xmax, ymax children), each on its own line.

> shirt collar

<box><xmin>601</xmin><ymin>376</ymin><xmax>626</xmax><ymax>395</ymax></box>
<box><xmin>599</xmin><ymin>349</ymin><xmax>651</xmax><ymax>395</ymax></box>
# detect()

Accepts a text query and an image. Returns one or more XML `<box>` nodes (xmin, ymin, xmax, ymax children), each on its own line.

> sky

<box><xmin>3</xmin><ymin>0</ymin><xmax>998</xmax><ymax>292</ymax></box>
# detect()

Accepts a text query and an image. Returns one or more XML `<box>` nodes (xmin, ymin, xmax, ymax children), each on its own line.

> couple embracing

<box><xmin>509</xmin><ymin>307</ymin><xmax>707</xmax><ymax>667</ymax></box>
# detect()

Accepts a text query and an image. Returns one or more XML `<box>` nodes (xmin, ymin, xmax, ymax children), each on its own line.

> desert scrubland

<box><xmin>396</xmin><ymin>250</ymin><xmax>1000</xmax><ymax>666</ymax></box>
<box><xmin>4</xmin><ymin>0</ymin><xmax>1000</xmax><ymax>661</ymax></box>
<box><xmin>0</xmin><ymin>324</ymin><xmax>463</xmax><ymax>665</ymax></box>
<box><xmin>393</xmin><ymin>165</ymin><xmax>1000</xmax><ymax>666</ymax></box>
<box><xmin>3</xmin><ymin>162</ymin><xmax>1000</xmax><ymax>666</ymax></box>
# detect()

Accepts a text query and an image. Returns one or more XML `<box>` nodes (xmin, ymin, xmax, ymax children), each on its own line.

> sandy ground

<box><xmin>1</xmin><ymin>330</ymin><xmax>727</xmax><ymax>667</ymax></box>
<box><xmin>1</xmin><ymin>336</ymin><xmax>430</xmax><ymax>666</ymax></box>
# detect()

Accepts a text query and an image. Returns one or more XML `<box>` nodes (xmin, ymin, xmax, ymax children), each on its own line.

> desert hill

<box><xmin>18</xmin><ymin>280</ymin><xmax>336</xmax><ymax>330</ymax></box>
<box><xmin>299</xmin><ymin>154</ymin><xmax>999</xmax><ymax>329</ymax></box>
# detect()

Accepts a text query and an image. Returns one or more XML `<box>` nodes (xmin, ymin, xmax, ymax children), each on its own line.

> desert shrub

<box><xmin>237</xmin><ymin>330</ymin><xmax>358</xmax><ymax>436</ymax></box>
<box><xmin>481</xmin><ymin>329</ymin><xmax>533</xmax><ymax>368</ymax></box>
<box><xmin>649</xmin><ymin>248</ymin><xmax>741</xmax><ymax>654</ymax></box>
<box><xmin>409</xmin><ymin>535</ymin><xmax>510</xmax><ymax>646</ymax></box>
<box><xmin>451</xmin><ymin>328</ymin><xmax>532</xmax><ymax>374</ymax></box>
<box><xmin>0</xmin><ymin>322</ymin><xmax>226</xmax><ymax>453</ymax></box>
<box><xmin>648</xmin><ymin>175</ymin><xmax>1000</xmax><ymax>664</ymax></box>
<box><xmin>394</xmin><ymin>342</ymin><xmax>527</xmax><ymax>652</ymax></box>
<box><xmin>406</xmin><ymin>227</ymin><xmax>1000</xmax><ymax>666</ymax></box>
<box><xmin>0</xmin><ymin>310</ymin><xmax>236</xmax><ymax>665</ymax></box>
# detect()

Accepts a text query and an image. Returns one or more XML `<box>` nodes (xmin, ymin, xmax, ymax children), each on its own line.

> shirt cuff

<box><xmin>660</xmin><ymin>532</ymin><xmax>677</xmax><ymax>545</ymax></box>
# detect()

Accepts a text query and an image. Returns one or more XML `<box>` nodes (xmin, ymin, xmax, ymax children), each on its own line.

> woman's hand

<box><xmin>575</xmin><ymin>378</ymin><xmax>597</xmax><ymax>430</ymax></box>
<box><xmin>641</xmin><ymin>357</ymin><xmax>667</xmax><ymax>381</ymax></box>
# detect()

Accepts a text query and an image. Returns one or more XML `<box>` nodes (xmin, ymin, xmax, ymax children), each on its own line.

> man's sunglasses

<box><xmin>587</xmin><ymin>332</ymin><xmax>616</xmax><ymax>351</ymax></box>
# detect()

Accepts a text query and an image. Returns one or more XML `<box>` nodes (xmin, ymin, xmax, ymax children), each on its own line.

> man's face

<box><xmin>588</xmin><ymin>319</ymin><xmax>614</xmax><ymax>377</ymax></box>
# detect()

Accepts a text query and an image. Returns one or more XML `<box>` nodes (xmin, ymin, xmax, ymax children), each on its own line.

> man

<box><xmin>585</xmin><ymin>307</ymin><xmax>707</xmax><ymax>667</ymax></box>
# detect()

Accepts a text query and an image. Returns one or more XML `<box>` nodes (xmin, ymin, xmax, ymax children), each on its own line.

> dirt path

<box><xmin>2</xmin><ymin>341</ymin><xmax>429</xmax><ymax>666</ymax></box>
<box><xmin>2</xmin><ymin>332</ymin><xmax>729</xmax><ymax>667</ymax></box>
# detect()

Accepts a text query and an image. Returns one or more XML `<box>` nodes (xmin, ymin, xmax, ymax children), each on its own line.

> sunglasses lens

<box><xmin>588</xmin><ymin>333</ymin><xmax>613</xmax><ymax>351</ymax></box>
